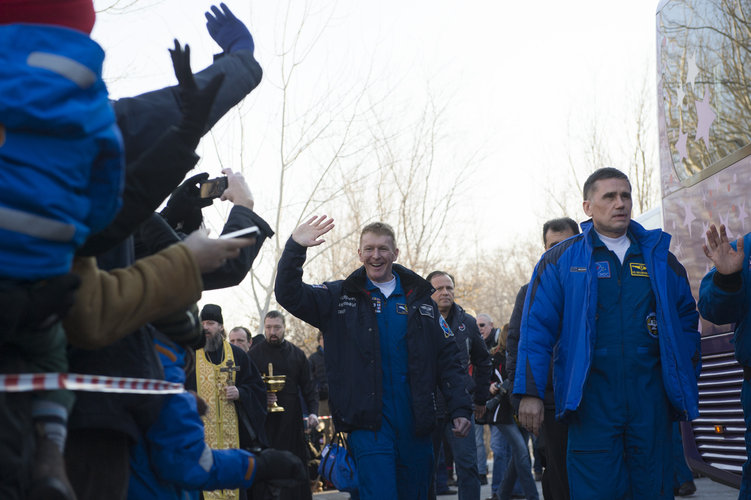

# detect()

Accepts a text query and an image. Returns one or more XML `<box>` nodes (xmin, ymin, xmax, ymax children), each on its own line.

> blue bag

<box><xmin>318</xmin><ymin>432</ymin><xmax>358</xmax><ymax>493</ymax></box>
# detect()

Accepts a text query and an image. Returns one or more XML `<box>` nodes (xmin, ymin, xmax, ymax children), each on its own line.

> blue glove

<box><xmin>205</xmin><ymin>3</ymin><xmax>254</xmax><ymax>54</ymax></box>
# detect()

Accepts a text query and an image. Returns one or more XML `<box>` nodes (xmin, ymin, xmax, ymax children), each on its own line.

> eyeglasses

<box><xmin>478</xmin><ymin>323</ymin><xmax>486</xmax><ymax>328</ymax></box>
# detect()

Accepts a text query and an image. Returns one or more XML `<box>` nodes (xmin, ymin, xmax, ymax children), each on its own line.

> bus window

<box><xmin>659</xmin><ymin>0</ymin><xmax>751</xmax><ymax>182</ymax></box>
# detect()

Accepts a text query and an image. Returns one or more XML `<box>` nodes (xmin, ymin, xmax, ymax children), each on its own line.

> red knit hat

<box><xmin>0</xmin><ymin>0</ymin><xmax>96</xmax><ymax>34</ymax></box>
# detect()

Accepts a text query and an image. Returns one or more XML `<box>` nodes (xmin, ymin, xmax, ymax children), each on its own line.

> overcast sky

<box><xmin>93</xmin><ymin>0</ymin><xmax>660</xmax><ymax>327</ymax></box>
<box><xmin>94</xmin><ymin>0</ymin><xmax>658</xmax><ymax>242</ymax></box>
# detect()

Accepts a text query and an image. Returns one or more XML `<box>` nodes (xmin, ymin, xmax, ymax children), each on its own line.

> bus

<box><xmin>657</xmin><ymin>0</ymin><xmax>751</xmax><ymax>487</ymax></box>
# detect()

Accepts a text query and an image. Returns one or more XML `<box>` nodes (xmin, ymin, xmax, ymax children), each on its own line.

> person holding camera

<box><xmin>486</xmin><ymin>325</ymin><xmax>539</xmax><ymax>500</ymax></box>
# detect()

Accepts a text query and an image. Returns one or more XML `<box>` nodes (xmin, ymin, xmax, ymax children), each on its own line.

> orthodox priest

<box><xmin>186</xmin><ymin>304</ymin><xmax>268</xmax><ymax>500</ymax></box>
<box><xmin>250</xmin><ymin>310</ymin><xmax>318</xmax><ymax>500</ymax></box>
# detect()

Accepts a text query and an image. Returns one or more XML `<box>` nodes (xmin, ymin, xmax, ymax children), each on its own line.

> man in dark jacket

<box><xmin>506</xmin><ymin>217</ymin><xmax>578</xmax><ymax>500</ymax></box>
<box><xmin>250</xmin><ymin>310</ymin><xmax>318</xmax><ymax>500</ymax></box>
<box><xmin>274</xmin><ymin>216</ymin><xmax>473</xmax><ymax>500</ymax></box>
<box><xmin>427</xmin><ymin>270</ymin><xmax>491</xmax><ymax>500</ymax></box>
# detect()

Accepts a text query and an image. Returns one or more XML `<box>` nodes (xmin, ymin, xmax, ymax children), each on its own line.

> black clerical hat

<box><xmin>200</xmin><ymin>304</ymin><xmax>223</xmax><ymax>325</ymax></box>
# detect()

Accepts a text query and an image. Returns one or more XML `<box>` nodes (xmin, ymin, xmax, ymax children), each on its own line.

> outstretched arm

<box><xmin>274</xmin><ymin>216</ymin><xmax>336</xmax><ymax>329</ymax></box>
<box><xmin>699</xmin><ymin>227</ymin><xmax>749</xmax><ymax>325</ymax></box>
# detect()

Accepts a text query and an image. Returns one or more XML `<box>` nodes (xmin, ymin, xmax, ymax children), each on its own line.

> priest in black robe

<box><xmin>250</xmin><ymin>310</ymin><xmax>318</xmax><ymax>500</ymax></box>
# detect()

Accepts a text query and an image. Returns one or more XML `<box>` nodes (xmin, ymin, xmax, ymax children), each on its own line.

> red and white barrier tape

<box><xmin>0</xmin><ymin>373</ymin><xmax>184</xmax><ymax>394</ymax></box>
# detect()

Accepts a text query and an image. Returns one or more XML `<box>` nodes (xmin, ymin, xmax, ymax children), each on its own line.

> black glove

<box><xmin>160</xmin><ymin>172</ymin><xmax>212</xmax><ymax>233</ymax></box>
<box><xmin>169</xmin><ymin>40</ymin><xmax>225</xmax><ymax>147</ymax></box>
<box><xmin>500</xmin><ymin>378</ymin><xmax>513</xmax><ymax>395</ymax></box>
<box><xmin>253</xmin><ymin>449</ymin><xmax>307</xmax><ymax>486</ymax></box>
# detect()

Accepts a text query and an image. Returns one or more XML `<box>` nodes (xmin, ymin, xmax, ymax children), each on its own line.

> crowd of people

<box><xmin>2</xmin><ymin>2</ymin><xmax>751</xmax><ymax>500</ymax></box>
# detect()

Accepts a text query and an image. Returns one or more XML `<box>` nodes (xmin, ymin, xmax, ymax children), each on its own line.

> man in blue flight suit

<box><xmin>274</xmin><ymin>216</ymin><xmax>473</xmax><ymax>500</ymax></box>
<box><xmin>514</xmin><ymin>168</ymin><xmax>701</xmax><ymax>499</ymax></box>
<box><xmin>698</xmin><ymin>224</ymin><xmax>751</xmax><ymax>497</ymax></box>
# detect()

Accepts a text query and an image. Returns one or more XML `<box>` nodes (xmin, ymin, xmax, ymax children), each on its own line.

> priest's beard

<box><xmin>205</xmin><ymin>330</ymin><xmax>224</xmax><ymax>352</ymax></box>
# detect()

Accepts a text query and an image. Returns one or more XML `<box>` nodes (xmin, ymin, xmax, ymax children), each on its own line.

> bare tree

<box><xmin>456</xmin><ymin>236</ymin><xmax>541</xmax><ymax>327</ymax></box>
<box><xmin>545</xmin><ymin>66</ymin><xmax>659</xmax><ymax>220</ymax></box>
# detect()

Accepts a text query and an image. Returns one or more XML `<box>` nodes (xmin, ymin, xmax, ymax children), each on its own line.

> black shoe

<box><xmin>480</xmin><ymin>473</ymin><xmax>488</xmax><ymax>485</ymax></box>
<box><xmin>676</xmin><ymin>480</ymin><xmax>697</xmax><ymax>496</ymax></box>
<box><xmin>484</xmin><ymin>495</ymin><xmax>499</xmax><ymax>500</ymax></box>
<box><xmin>437</xmin><ymin>488</ymin><xmax>458</xmax><ymax>495</ymax></box>
<box><xmin>28</xmin><ymin>436</ymin><xmax>77</xmax><ymax>500</ymax></box>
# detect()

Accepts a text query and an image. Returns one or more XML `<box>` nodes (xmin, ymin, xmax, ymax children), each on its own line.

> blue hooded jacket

<box><xmin>513</xmin><ymin>220</ymin><xmax>701</xmax><ymax>421</ymax></box>
<box><xmin>0</xmin><ymin>24</ymin><xmax>124</xmax><ymax>280</ymax></box>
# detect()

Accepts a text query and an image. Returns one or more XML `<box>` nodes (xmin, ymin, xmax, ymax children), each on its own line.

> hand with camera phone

<box><xmin>218</xmin><ymin>168</ymin><xmax>254</xmax><ymax>210</ymax></box>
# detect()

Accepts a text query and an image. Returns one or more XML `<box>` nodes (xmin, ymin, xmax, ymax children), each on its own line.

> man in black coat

<box><xmin>506</xmin><ymin>217</ymin><xmax>579</xmax><ymax>500</ymax></box>
<box><xmin>427</xmin><ymin>270</ymin><xmax>492</xmax><ymax>500</ymax></box>
<box><xmin>273</xmin><ymin>217</ymin><xmax>472</xmax><ymax>500</ymax></box>
<box><xmin>250</xmin><ymin>310</ymin><xmax>318</xmax><ymax>500</ymax></box>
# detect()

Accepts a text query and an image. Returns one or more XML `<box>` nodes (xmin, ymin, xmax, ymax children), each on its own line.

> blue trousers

<box><xmin>567</xmin><ymin>349</ymin><xmax>672</xmax><ymax>500</ymax></box>
<box><xmin>496</xmin><ymin>423</ymin><xmax>539</xmax><ymax>500</ymax></box>
<box><xmin>672</xmin><ymin>421</ymin><xmax>693</xmax><ymax>488</ymax></box>
<box><xmin>445</xmin><ymin>416</ymin><xmax>481</xmax><ymax>500</ymax></box>
<box><xmin>475</xmin><ymin>424</ymin><xmax>488</xmax><ymax>475</ymax></box>
<box><xmin>490</xmin><ymin>425</ymin><xmax>523</xmax><ymax>497</ymax></box>
<box><xmin>350</xmin><ymin>419</ymin><xmax>433</xmax><ymax>500</ymax></box>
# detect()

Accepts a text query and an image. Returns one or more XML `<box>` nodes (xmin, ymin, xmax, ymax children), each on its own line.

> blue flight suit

<box><xmin>567</xmin><ymin>233</ymin><xmax>671</xmax><ymax>499</ymax></box>
<box><xmin>698</xmin><ymin>232</ymin><xmax>751</xmax><ymax>498</ymax></box>
<box><xmin>348</xmin><ymin>275</ymin><xmax>433</xmax><ymax>500</ymax></box>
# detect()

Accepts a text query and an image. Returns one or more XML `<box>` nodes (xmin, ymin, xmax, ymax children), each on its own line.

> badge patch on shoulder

<box><xmin>372</xmin><ymin>296</ymin><xmax>382</xmax><ymax>314</ymax></box>
<box><xmin>630</xmin><ymin>262</ymin><xmax>649</xmax><ymax>277</ymax></box>
<box><xmin>439</xmin><ymin>316</ymin><xmax>453</xmax><ymax>338</ymax></box>
<box><xmin>419</xmin><ymin>304</ymin><xmax>434</xmax><ymax>318</ymax></box>
<box><xmin>396</xmin><ymin>303</ymin><xmax>408</xmax><ymax>315</ymax></box>
<box><xmin>596</xmin><ymin>261</ymin><xmax>611</xmax><ymax>279</ymax></box>
<box><xmin>459</xmin><ymin>323</ymin><xmax>466</xmax><ymax>332</ymax></box>
<box><xmin>646</xmin><ymin>312</ymin><xmax>658</xmax><ymax>338</ymax></box>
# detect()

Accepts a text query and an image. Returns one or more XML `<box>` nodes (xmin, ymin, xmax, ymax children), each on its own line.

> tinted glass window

<box><xmin>658</xmin><ymin>0</ymin><xmax>751</xmax><ymax>181</ymax></box>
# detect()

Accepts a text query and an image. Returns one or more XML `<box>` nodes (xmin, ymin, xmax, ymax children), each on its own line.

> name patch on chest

<box><xmin>372</xmin><ymin>296</ymin><xmax>382</xmax><ymax>314</ymax></box>
<box><xmin>419</xmin><ymin>304</ymin><xmax>434</xmax><ymax>318</ymax></box>
<box><xmin>336</xmin><ymin>294</ymin><xmax>357</xmax><ymax>315</ymax></box>
<box><xmin>629</xmin><ymin>262</ymin><xmax>649</xmax><ymax>277</ymax></box>
<box><xmin>595</xmin><ymin>261</ymin><xmax>611</xmax><ymax>279</ymax></box>
<box><xmin>396</xmin><ymin>303</ymin><xmax>408</xmax><ymax>315</ymax></box>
